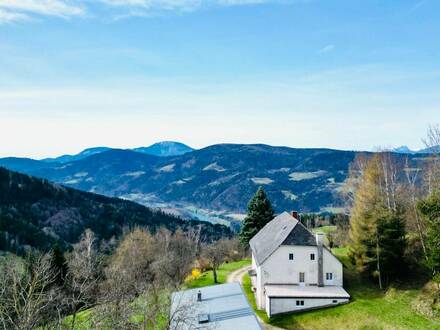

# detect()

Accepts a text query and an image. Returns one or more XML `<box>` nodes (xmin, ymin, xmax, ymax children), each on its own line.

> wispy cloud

<box><xmin>0</xmin><ymin>0</ymin><xmax>85</xmax><ymax>23</ymax></box>
<box><xmin>0</xmin><ymin>0</ymin><xmax>299</xmax><ymax>23</ymax></box>
<box><xmin>0</xmin><ymin>7</ymin><xmax>28</xmax><ymax>22</ymax></box>
<box><xmin>318</xmin><ymin>44</ymin><xmax>335</xmax><ymax>54</ymax></box>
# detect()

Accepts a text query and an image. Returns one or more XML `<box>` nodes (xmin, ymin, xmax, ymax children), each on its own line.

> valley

<box><xmin>0</xmin><ymin>143</ymin><xmax>427</xmax><ymax>226</ymax></box>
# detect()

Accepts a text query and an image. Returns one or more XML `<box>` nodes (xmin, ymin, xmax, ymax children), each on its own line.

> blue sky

<box><xmin>0</xmin><ymin>0</ymin><xmax>439</xmax><ymax>158</ymax></box>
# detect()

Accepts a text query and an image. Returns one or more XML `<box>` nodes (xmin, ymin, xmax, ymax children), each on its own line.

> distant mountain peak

<box><xmin>392</xmin><ymin>145</ymin><xmax>440</xmax><ymax>154</ymax></box>
<box><xmin>134</xmin><ymin>141</ymin><xmax>194</xmax><ymax>157</ymax></box>
<box><xmin>392</xmin><ymin>146</ymin><xmax>415</xmax><ymax>154</ymax></box>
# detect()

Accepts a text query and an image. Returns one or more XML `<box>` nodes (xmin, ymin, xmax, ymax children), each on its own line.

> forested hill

<box><xmin>0</xmin><ymin>167</ymin><xmax>231</xmax><ymax>254</ymax></box>
<box><xmin>0</xmin><ymin>144</ymin><xmax>426</xmax><ymax>216</ymax></box>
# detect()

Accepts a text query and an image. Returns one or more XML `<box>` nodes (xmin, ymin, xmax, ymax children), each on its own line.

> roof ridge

<box><xmin>250</xmin><ymin>212</ymin><xmax>299</xmax><ymax>265</ymax></box>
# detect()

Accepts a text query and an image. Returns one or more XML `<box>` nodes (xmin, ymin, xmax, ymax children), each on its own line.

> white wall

<box><xmin>268</xmin><ymin>297</ymin><xmax>349</xmax><ymax>316</ymax></box>
<box><xmin>323</xmin><ymin>248</ymin><xmax>343</xmax><ymax>286</ymax></box>
<box><xmin>261</xmin><ymin>246</ymin><xmax>318</xmax><ymax>285</ymax></box>
<box><xmin>260</xmin><ymin>246</ymin><xmax>343</xmax><ymax>286</ymax></box>
<box><xmin>253</xmin><ymin>245</ymin><xmax>343</xmax><ymax>310</ymax></box>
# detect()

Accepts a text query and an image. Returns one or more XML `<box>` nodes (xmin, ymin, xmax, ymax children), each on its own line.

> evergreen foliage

<box><xmin>348</xmin><ymin>154</ymin><xmax>406</xmax><ymax>287</ymax></box>
<box><xmin>239</xmin><ymin>187</ymin><xmax>274</xmax><ymax>246</ymax></box>
<box><xmin>52</xmin><ymin>244</ymin><xmax>68</xmax><ymax>285</ymax></box>
<box><xmin>417</xmin><ymin>190</ymin><xmax>440</xmax><ymax>277</ymax></box>
<box><xmin>0</xmin><ymin>167</ymin><xmax>232</xmax><ymax>254</ymax></box>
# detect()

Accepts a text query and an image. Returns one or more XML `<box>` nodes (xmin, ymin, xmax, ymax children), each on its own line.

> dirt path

<box><xmin>227</xmin><ymin>265</ymin><xmax>252</xmax><ymax>283</ymax></box>
<box><xmin>227</xmin><ymin>265</ymin><xmax>284</xmax><ymax>330</ymax></box>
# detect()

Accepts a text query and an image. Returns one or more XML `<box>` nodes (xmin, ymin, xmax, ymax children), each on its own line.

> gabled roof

<box><xmin>249</xmin><ymin>212</ymin><xmax>308</xmax><ymax>265</ymax></box>
<box><xmin>282</xmin><ymin>221</ymin><xmax>317</xmax><ymax>246</ymax></box>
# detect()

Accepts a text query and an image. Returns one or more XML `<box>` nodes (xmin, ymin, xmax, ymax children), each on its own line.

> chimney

<box><xmin>316</xmin><ymin>233</ymin><xmax>324</xmax><ymax>287</ymax></box>
<box><xmin>291</xmin><ymin>211</ymin><xmax>299</xmax><ymax>219</ymax></box>
<box><xmin>197</xmin><ymin>290</ymin><xmax>202</xmax><ymax>302</ymax></box>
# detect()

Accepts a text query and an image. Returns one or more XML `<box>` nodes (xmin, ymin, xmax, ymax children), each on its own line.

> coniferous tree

<box><xmin>239</xmin><ymin>187</ymin><xmax>274</xmax><ymax>246</ymax></box>
<box><xmin>348</xmin><ymin>154</ymin><xmax>406</xmax><ymax>288</ymax></box>
<box><xmin>417</xmin><ymin>190</ymin><xmax>440</xmax><ymax>278</ymax></box>
<box><xmin>52</xmin><ymin>244</ymin><xmax>68</xmax><ymax>285</ymax></box>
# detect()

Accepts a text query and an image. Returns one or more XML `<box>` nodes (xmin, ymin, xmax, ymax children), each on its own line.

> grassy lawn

<box><xmin>313</xmin><ymin>225</ymin><xmax>337</xmax><ymax>235</ymax></box>
<box><xmin>185</xmin><ymin>259</ymin><xmax>251</xmax><ymax>288</ymax></box>
<box><xmin>62</xmin><ymin>309</ymin><xmax>92</xmax><ymax>330</ymax></box>
<box><xmin>242</xmin><ymin>248</ymin><xmax>440</xmax><ymax>330</ymax></box>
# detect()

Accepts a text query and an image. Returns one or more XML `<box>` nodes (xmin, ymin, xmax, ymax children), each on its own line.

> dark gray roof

<box><xmin>249</xmin><ymin>212</ymin><xmax>299</xmax><ymax>266</ymax></box>
<box><xmin>282</xmin><ymin>221</ymin><xmax>317</xmax><ymax>246</ymax></box>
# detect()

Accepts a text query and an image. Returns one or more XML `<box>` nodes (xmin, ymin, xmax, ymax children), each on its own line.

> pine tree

<box><xmin>239</xmin><ymin>187</ymin><xmax>274</xmax><ymax>246</ymax></box>
<box><xmin>52</xmin><ymin>244</ymin><xmax>68</xmax><ymax>285</ymax></box>
<box><xmin>348</xmin><ymin>154</ymin><xmax>406</xmax><ymax>288</ymax></box>
<box><xmin>417</xmin><ymin>190</ymin><xmax>440</xmax><ymax>277</ymax></box>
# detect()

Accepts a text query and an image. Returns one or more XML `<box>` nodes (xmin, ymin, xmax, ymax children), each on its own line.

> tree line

<box><xmin>348</xmin><ymin>125</ymin><xmax>440</xmax><ymax>288</ymax></box>
<box><xmin>0</xmin><ymin>227</ymin><xmax>244</xmax><ymax>330</ymax></box>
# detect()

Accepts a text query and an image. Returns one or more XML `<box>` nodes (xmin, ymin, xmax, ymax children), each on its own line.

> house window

<box><xmin>296</xmin><ymin>300</ymin><xmax>305</xmax><ymax>306</ymax></box>
<box><xmin>299</xmin><ymin>272</ymin><xmax>305</xmax><ymax>283</ymax></box>
<box><xmin>289</xmin><ymin>253</ymin><xmax>294</xmax><ymax>260</ymax></box>
<box><xmin>310</xmin><ymin>253</ymin><xmax>315</xmax><ymax>260</ymax></box>
<box><xmin>326</xmin><ymin>273</ymin><xmax>333</xmax><ymax>280</ymax></box>
<box><xmin>332</xmin><ymin>300</ymin><xmax>338</xmax><ymax>303</ymax></box>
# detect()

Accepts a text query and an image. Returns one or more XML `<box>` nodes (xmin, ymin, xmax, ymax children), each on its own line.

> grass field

<box><xmin>185</xmin><ymin>259</ymin><xmax>251</xmax><ymax>288</ymax></box>
<box><xmin>242</xmin><ymin>247</ymin><xmax>440</xmax><ymax>330</ymax></box>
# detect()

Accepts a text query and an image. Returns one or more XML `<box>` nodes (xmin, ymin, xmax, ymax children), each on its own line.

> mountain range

<box><xmin>392</xmin><ymin>145</ymin><xmax>439</xmax><ymax>154</ymax></box>
<box><xmin>0</xmin><ymin>142</ymin><xmax>428</xmax><ymax>225</ymax></box>
<box><xmin>41</xmin><ymin>141</ymin><xmax>194</xmax><ymax>163</ymax></box>
<box><xmin>0</xmin><ymin>167</ymin><xmax>231</xmax><ymax>254</ymax></box>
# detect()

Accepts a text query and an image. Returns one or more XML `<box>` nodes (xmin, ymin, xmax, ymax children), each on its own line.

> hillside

<box><xmin>0</xmin><ymin>167</ymin><xmax>231</xmax><ymax>254</ymax></box>
<box><xmin>0</xmin><ymin>144</ymin><xmax>426</xmax><ymax>221</ymax></box>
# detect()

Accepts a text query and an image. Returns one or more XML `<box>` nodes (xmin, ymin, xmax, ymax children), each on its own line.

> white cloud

<box><xmin>0</xmin><ymin>0</ymin><xmax>299</xmax><ymax>22</ymax></box>
<box><xmin>100</xmin><ymin>0</ymin><xmax>287</xmax><ymax>15</ymax></box>
<box><xmin>0</xmin><ymin>7</ymin><xmax>28</xmax><ymax>22</ymax></box>
<box><xmin>318</xmin><ymin>44</ymin><xmax>335</xmax><ymax>54</ymax></box>
<box><xmin>0</xmin><ymin>0</ymin><xmax>85</xmax><ymax>23</ymax></box>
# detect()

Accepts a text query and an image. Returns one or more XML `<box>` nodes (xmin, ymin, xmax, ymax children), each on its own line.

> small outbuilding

<box><xmin>170</xmin><ymin>282</ymin><xmax>262</xmax><ymax>330</ymax></box>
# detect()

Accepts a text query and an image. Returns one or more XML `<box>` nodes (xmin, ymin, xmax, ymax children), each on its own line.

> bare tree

<box><xmin>202</xmin><ymin>239</ymin><xmax>231</xmax><ymax>284</ymax></box>
<box><xmin>93</xmin><ymin>228</ymin><xmax>157</xmax><ymax>329</ymax></box>
<box><xmin>0</xmin><ymin>253</ymin><xmax>58</xmax><ymax>330</ymax></box>
<box><xmin>64</xmin><ymin>229</ymin><xmax>102</xmax><ymax>330</ymax></box>
<box><xmin>153</xmin><ymin>228</ymin><xmax>200</xmax><ymax>288</ymax></box>
<box><xmin>423</xmin><ymin>124</ymin><xmax>440</xmax><ymax>194</ymax></box>
<box><xmin>403</xmin><ymin>157</ymin><xmax>428</xmax><ymax>261</ymax></box>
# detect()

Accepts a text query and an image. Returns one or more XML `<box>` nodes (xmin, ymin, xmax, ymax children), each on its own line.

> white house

<box><xmin>249</xmin><ymin>211</ymin><xmax>350</xmax><ymax>317</ymax></box>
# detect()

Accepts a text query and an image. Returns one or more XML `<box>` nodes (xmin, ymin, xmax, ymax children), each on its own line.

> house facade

<box><xmin>249</xmin><ymin>211</ymin><xmax>350</xmax><ymax>317</ymax></box>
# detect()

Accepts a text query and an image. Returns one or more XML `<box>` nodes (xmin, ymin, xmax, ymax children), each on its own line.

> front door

<box><xmin>299</xmin><ymin>272</ymin><xmax>305</xmax><ymax>286</ymax></box>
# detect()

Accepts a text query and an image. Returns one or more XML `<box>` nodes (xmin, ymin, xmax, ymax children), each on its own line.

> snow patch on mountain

<box><xmin>122</xmin><ymin>171</ymin><xmax>146</xmax><ymax>178</ymax></box>
<box><xmin>251</xmin><ymin>177</ymin><xmax>274</xmax><ymax>185</ymax></box>
<box><xmin>289</xmin><ymin>171</ymin><xmax>327</xmax><ymax>181</ymax></box>
<box><xmin>203</xmin><ymin>162</ymin><xmax>226</xmax><ymax>172</ymax></box>
<box><xmin>157</xmin><ymin>164</ymin><xmax>175</xmax><ymax>173</ymax></box>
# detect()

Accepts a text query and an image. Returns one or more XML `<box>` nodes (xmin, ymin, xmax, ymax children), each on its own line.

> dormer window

<box><xmin>289</xmin><ymin>253</ymin><xmax>294</xmax><ymax>260</ymax></box>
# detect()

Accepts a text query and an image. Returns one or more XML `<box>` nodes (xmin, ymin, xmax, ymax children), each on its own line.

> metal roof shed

<box><xmin>170</xmin><ymin>282</ymin><xmax>262</xmax><ymax>330</ymax></box>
